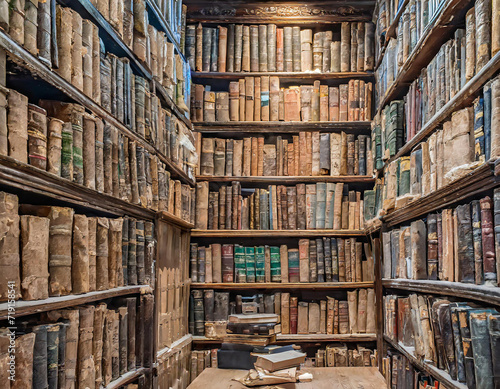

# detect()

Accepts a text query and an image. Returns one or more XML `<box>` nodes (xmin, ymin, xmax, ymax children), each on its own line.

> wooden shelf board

<box><xmin>157</xmin><ymin>334</ymin><xmax>193</xmax><ymax>363</ymax></box>
<box><xmin>384</xmin><ymin>335</ymin><xmax>467</xmax><ymax>389</ymax></box>
<box><xmin>192</xmin><ymin>333</ymin><xmax>377</xmax><ymax>344</ymax></box>
<box><xmin>0</xmin><ymin>285</ymin><xmax>151</xmax><ymax>320</ymax></box>
<box><xmin>105</xmin><ymin>368</ymin><xmax>149</xmax><ymax>389</ymax></box>
<box><xmin>382</xmin><ymin>279</ymin><xmax>500</xmax><ymax>307</ymax></box>
<box><xmin>196</xmin><ymin>175</ymin><xmax>375</xmax><ymax>184</ymax></box>
<box><xmin>191</xmin><ymin>229</ymin><xmax>366</xmax><ymax>238</ymax></box>
<box><xmin>194</xmin><ymin>121</ymin><xmax>371</xmax><ymax>134</ymax></box>
<box><xmin>0</xmin><ymin>155</ymin><xmax>156</xmax><ymax>220</ymax></box>
<box><xmin>191</xmin><ymin>71</ymin><xmax>374</xmax><ymax>80</ymax></box>
<box><xmin>190</xmin><ymin>282</ymin><xmax>375</xmax><ymax>290</ymax></box>
<box><xmin>376</xmin><ymin>0</ymin><xmax>472</xmax><ymax>113</ymax></box>
<box><xmin>384</xmin><ymin>162</ymin><xmax>499</xmax><ymax>227</ymax></box>
<box><xmin>60</xmin><ymin>0</ymin><xmax>152</xmax><ymax>79</ymax></box>
<box><xmin>388</xmin><ymin>50</ymin><xmax>500</xmax><ymax>164</ymax></box>
<box><xmin>156</xmin><ymin>211</ymin><xmax>194</xmax><ymax>230</ymax></box>
<box><xmin>0</xmin><ymin>30</ymin><xmax>194</xmax><ymax>187</ymax></box>
<box><xmin>374</xmin><ymin>0</ymin><xmax>410</xmax><ymax>71</ymax></box>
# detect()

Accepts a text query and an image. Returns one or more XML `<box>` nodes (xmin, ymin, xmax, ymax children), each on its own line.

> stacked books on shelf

<box><xmin>0</xmin><ymin>191</ymin><xmax>155</xmax><ymax>302</ymax></box>
<box><xmin>198</xmin><ymin>132</ymin><xmax>373</xmax><ymax>177</ymax></box>
<box><xmin>185</xmin><ymin>22</ymin><xmax>375</xmax><ymax>73</ymax></box>
<box><xmin>191</xmin><ymin>288</ymin><xmax>376</xmax><ymax>337</ymax></box>
<box><xmin>373</xmin><ymin>0</ymin><xmax>406</xmax><ymax>57</ymax></box>
<box><xmin>149</xmin><ymin>0</ymin><xmax>187</xmax><ymax>45</ymax></box>
<box><xmin>195</xmin><ymin>182</ymin><xmax>365</xmax><ymax>231</ymax></box>
<box><xmin>382</xmin><ymin>192</ymin><xmax>500</xmax><ymax>286</ymax></box>
<box><xmin>383</xmin><ymin>349</ymin><xmax>440</xmax><ymax>388</ymax></box>
<box><xmin>376</xmin><ymin>0</ymin><xmax>447</xmax><ymax>102</ymax></box>
<box><xmin>384</xmin><ymin>292</ymin><xmax>500</xmax><ymax>389</ymax></box>
<box><xmin>190</xmin><ymin>239</ymin><xmax>374</xmax><ymax>284</ymax></box>
<box><xmin>157</xmin><ymin>338</ymin><xmax>191</xmax><ymax>388</ymax></box>
<box><xmin>365</xmin><ymin>78</ymin><xmax>500</xmax><ymax>221</ymax></box>
<box><xmin>192</xmin><ymin>79</ymin><xmax>372</xmax><ymax>123</ymax></box>
<box><xmin>0</xmin><ymin>296</ymin><xmax>152</xmax><ymax>388</ymax></box>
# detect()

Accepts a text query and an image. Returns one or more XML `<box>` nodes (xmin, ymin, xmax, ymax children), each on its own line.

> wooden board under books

<box><xmin>196</xmin><ymin>176</ymin><xmax>375</xmax><ymax>184</ymax></box>
<box><xmin>192</xmin><ymin>333</ymin><xmax>376</xmax><ymax>344</ymax></box>
<box><xmin>191</xmin><ymin>229</ymin><xmax>366</xmax><ymax>238</ymax></box>
<box><xmin>194</xmin><ymin>121</ymin><xmax>371</xmax><ymax>133</ymax></box>
<box><xmin>106</xmin><ymin>368</ymin><xmax>150</xmax><ymax>389</ymax></box>
<box><xmin>190</xmin><ymin>282</ymin><xmax>375</xmax><ymax>290</ymax></box>
<box><xmin>191</xmin><ymin>72</ymin><xmax>375</xmax><ymax>81</ymax></box>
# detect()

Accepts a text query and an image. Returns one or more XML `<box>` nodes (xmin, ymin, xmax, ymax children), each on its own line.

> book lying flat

<box><xmin>229</xmin><ymin>313</ymin><xmax>279</xmax><ymax>324</ymax></box>
<box><xmin>254</xmin><ymin>349</ymin><xmax>306</xmax><ymax>372</ymax></box>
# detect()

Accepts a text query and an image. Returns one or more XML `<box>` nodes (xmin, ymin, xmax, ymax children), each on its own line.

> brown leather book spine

<box><xmin>347</xmin><ymin>290</ymin><xmax>358</xmax><ymax>333</ymax></box>
<box><xmin>20</xmin><ymin>215</ymin><xmax>50</xmax><ymax>300</ymax></box>
<box><xmin>481</xmin><ymin>196</ymin><xmax>497</xmax><ymax>285</ymax></box>
<box><xmin>46</xmin><ymin>117</ymin><xmax>63</xmax><ymax>176</ymax></box>
<box><xmin>245</xmin><ymin>77</ymin><xmax>255</xmax><ymax>121</ymax></box>
<box><xmin>88</xmin><ymin>216</ymin><xmax>97</xmax><ymax>291</ymax></box>
<box><xmin>11</xmin><ymin>333</ymin><xmax>36</xmax><ymax>389</ymax></box>
<box><xmin>254</xmin><ymin>77</ymin><xmax>261</xmax><ymax>121</ymax></box>
<box><xmin>55</xmin><ymin>5</ymin><xmax>71</xmax><ymax>82</ymax></box>
<box><xmin>82</xmin><ymin>113</ymin><xmax>96</xmax><ymax>190</ymax></box>
<box><xmin>276</xmin><ymin>27</ymin><xmax>284</xmax><ymax>72</ymax></box>
<box><xmin>216</xmin><ymin>92</ymin><xmax>230</xmax><ymax>122</ymax></box>
<box><xmin>339</xmin><ymin>84</ymin><xmax>348</xmax><ymax>121</ymax></box>
<box><xmin>195</xmin><ymin>182</ymin><xmax>209</xmax><ymax>229</ymax></box>
<box><xmin>96</xmin><ymin>217</ymin><xmax>110</xmax><ymax>290</ymax></box>
<box><xmin>26</xmin><ymin>104</ymin><xmax>48</xmax><ymax>171</ymax></box>
<box><xmin>242</xmin><ymin>25</ymin><xmax>250</xmax><ymax>72</ymax></box>
<box><xmin>8</xmin><ymin>0</ymin><xmax>25</xmax><ymax>46</ymax></box>
<box><xmin>0</xmin><ymin>192</ymin><xmax>20</xmax><ymax>301</ymax></box>
<box><xmin>229</xmin><ymin>82</ymin><xmax>240</xmax><ymax>121</ymax></box>
<box><xmin>218</xmin><ymin>26</ymin><xmax>228</xmax><ymax>72</ymax></box>
<box><xmin>93</xmin><ymin>303</ymin><xmax>107</xmax><ymax>387</ymax></box>
<box><xmin>195</xmin><ymin>23</ymin><xmax>203</xmax><ymax>71</ymax></box>
<box><xmin>357</xmin><ymin>288</ymin><xmax>367</xmax><ymax>333</ymax></box>
<box><xmin>341</xmin><ymin>23</ymin><xmax>351</xmax><ymax>72</ymax></box>
<box><xmin>299</xmin><ymin>239</ymin><xmax>310</xmax><ymax>282</ymax></box>
<box><xmin>109</xmin><ymin>218</ymin><xmax>123</xmax><ymax>287</ymax></box>
<box><xmin>7</xmin><ymin>90</ymin><xmax>28</xmax><ymax>164</ymax></box>
<box><xmin>258</xmin><ymin>25</ymin><xmax>268</xmax><ymax>71</ymax></box>
<box><xmin>72</xmin><ymin>214</ymin><xmax>90</xmax><ymax>294</ymax></box>
<box><xmin>24</xmin><ymin>1</ymin><xmax>38</xmax><ymax>56</ymax></box>
<box><xmin>71</xmin><ymin>10</ymin><xmax>84</xmax><ymax>91</ymax></box>
<box><xmin>77</xmin><ymin>306</ymin><xmax>96</xmax><ymax>388</ymax></box>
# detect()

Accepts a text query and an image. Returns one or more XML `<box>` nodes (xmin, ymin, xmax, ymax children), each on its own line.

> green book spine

<box><xmin>288</xmin><ymin>249</ymin><xmax>300</xmax><ymax>282</ymax></box>
<box><xmin>234</xmin><ymin>245</ymin><xmax>246</xmax><ymax>283</ymax></box>
<box><xmin>255</xmin><ymin>246</ymin><xmax>265</xmax><ymax>282</ymax></box>
<box><xmin>270</xmin><ymin>246</ymin><xmax>281</xmax><ymax>282</ymax></box>
<box><xmin>245</xmin><ymin>246</ymin><xmax>256</xmax><ymax>283</ymax></box>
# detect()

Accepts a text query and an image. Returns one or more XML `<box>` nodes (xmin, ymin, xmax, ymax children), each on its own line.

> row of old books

<box><xmin>190</xmin><ymin>288</ymin><xmax>376</xmax><ymax>336</ymax></box>
<box><xmin>373</xmin><ymin>0</ymin><xmax>405</xmax><ymax>57</ymax></box>
<box><xmin>190</xmin><ymin>349</ymin><xmax>216</xmax><ymax>382</ymax></box>
<box><xmin>382</xmin><ymin>350</ymin><xmax>440</xmax><ymax>389</ymax></box>
<box><xmin>198</xmin><ymin>132</ymin><xmax>373</xmax><ymax>177</ymax></box>
<box><xmin>366</xmin><ymin>98</ymin><xmax>498</xmax><ymax>221</ymax></box>
<box><xmin>149</xmin><ymin>0</ymin><xmax>186</xmax><ymax>44</ymax></box>
<box><xmin>192</xmin><ymin>79</ymin><xmax>373</xmax><ymax>123</ymax></box>
<box><xmin>0</xmin><ymin>192</ymin><xmax>155</xmax><ymax>302</ymax></box>
<box><xmin>185</xmin><ymin>22</ymin><xmax>375</xmax><ymax>73</ymax></box>
<box><xmin>382</xmin><ymin>192</ymin><xmax>500</xmax><ymax>286</ymax></box>
<box><xmin>0</xmin><ymin>94</ymin><xmax>195</xmax><ymax>222</ymax></box>
<box><xmin>189</xmin><ymin>239</ymin><xmax>375</xmax><ymax>284</ymax></box>
<box><xmin>0</xmin><ymin>296</ymin><xmax>153</xmax><ymax>389</ymax></box>
<box><xmin>313</xmin><ymin>345</ymin><xmax>377</xmax><ymax>368</ymax></box>
<box><xmin>195</xmin><ymin>182</ymin><xmax>365</xmax><ymax>231</ymax></box>
<box><xmin>384</xmin><ymin>293</ymin><xmax>500</xmax><ymax>388</ymax></box>
<box><xmin>157</xmin><ymin>339</ymin><xmax>191</xmax><ymax>389</ymax></box>
<box><xmin>375</xmin><ymin>0</ymin><xmax>447</xmax><ymax>101</ymax></box>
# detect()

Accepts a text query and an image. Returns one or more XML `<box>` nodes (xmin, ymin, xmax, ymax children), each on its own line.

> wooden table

<box><xmin>187</xmin><ymin>367</ymin><xmax>386</xmax><ymax>388</ymax></box>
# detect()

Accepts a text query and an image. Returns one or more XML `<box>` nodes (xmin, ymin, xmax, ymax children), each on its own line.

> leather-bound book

<box><xmin>249</xmin><ymin>25</ymin><xmax>259</xmax><ymax>72</ymax></box>
<box><xmin>276</xmin><ymin>27</ymin><xmax>284</xmax><ymax>72</ymax></box>
<box><xmin>192</xmin><ymin>290</ymin><xmax>205</xmax><ymax>335</ymax></box>
<box><xmin>299</xmin><ymin>239</ymin><xmax>310</xmax><ymax>282</ymax></box>
<box><xmin>309</xmin><ymin>239</ymin><xmax>317</xmax><ymax>282</ymax></box>
<box><xmin>46</xmin><ymin>117</ymin><xmax>64</xmax><ymax>176</ymax></box>
<box><xmin>218</xmin><ymin>26</ymin><xmax>228</xmax><ymax>72</ymax></box>
<box><xmin>292</xmin><ymin>27</ymin><xmax>301</xmax><ymax>72</ymax></box>
<box><xmin>70</xmin><ymin>10</ymin><xmax>84</xmax><ymax>91</ymax></box>
<box><xmin>322</xmin><ymin>31</ymin><xmax>332</xmax><ymax>73</ymax></box>
<box><xmin>222</xmin><ymin>244</ymin><xmax>234</xmax><ymax>282</ymax></box>
<box><xmin>254</xmin><ymin>77</ymin><xmax>261</xmax><ymax>120</ymax></box>
<box><xmin>297</xmin><ymin>301</ymin><xmax>308</xmax><ymax>334</ymax></box>
<box><xmin>457</xmin><ymin>204</ymin><xmax>475</xmax><ymax>283</ymax></box>
<box><xmin>281</xmin><ymin>293</ymin><xmax>290</xmax><ymax>334</ymax></box>
<box><xmin>198</xmin><ymin>246</ymin><xmax>206</xmax><ymax>283</ymax></box>
<box><xmin>480</xmin><ymin>196</ymin><xmax>497</xmax><ymax>286</ymax></box>
<box><xmin>339</xmin><ymin>84</ymin><xmax>348</xmax><ymax>121</ymax></box>
<box><xmin>77</xmin><ymin>306</ymin><xmax>95</xmax><ymax>389</ymax></box>
<box><xmin>55</xmin><ymin>5</ymin><xmax>71</xmax><ymax>82</ymax></box>
<box><xmin>203</xmin><ymin>91</ymin><xmax>216</xmax><ymax>122</ymax></box>
<box><xmin>82</xmin><ymin>20</ymin><xmax>94</xmax><ymax>98</ymax></box>
<box><xmin>23</xmin><ymin>1</ymin><xmax>37</xmax><ymax>55</ymax></box>
<box><xmin>96</xmin><ymin>217</ymin><xmax>110</xmax><ymax>290</ymax></box>
<box><xmin>269</xmin><ymin>76</ymin><xmax>280</xmax><ymax>121</ymax></box>
<box><xmin>258</xmin><ymin>25</ymin><xmax>268</xmax><ymax>72</ymax></box>
<box><xmin>311</xmin><ymin>81</ymin><xmax>320</xmax><ymax>122</ymax></box>
<box><xmin>300</xmin><ymin>29</ymin><xmax>313</xmax><ymax>72</ymax></box>
<box><xmin>0</xmin><ymin>192</ymin><xmax>20</xmax><ymax>301</ymax></box>
<box><xmin>7</xmin><ymin>90</ymin><xmax>28</xmax><ymax>164</ymax></box>
<box><xmin>441</xmin><ymin>208</ymin><xmax>455</xmax><ymax>281</ymax></box>
<box><xmin>340</xmin><ymin>23</ymin><xmax>351</xmax><ymax>72</ymax></box>
<box><xmin>214</xmin><ymin>138</ymin><xmax>226</xmax><ymax>176</ymax></box>
<box><xmin>72</xmin><ymin>214</ymin><xmax>90</xmax><ymax>294</ymax></box>
<box><xmin>245</xmin><ymin>77</ymin><xmax>255</xmax><ymax>121</ymax></box>
<box><xmin>268</xmin><ymin>24</ymin><xmax>277</xmax><ymax>72</ymax></box>
<box><xmin>364</xmin><ymin>23</ymin><xmax>375</xmax><ymax>71</ymax></box>
<box><xmin>32</xmin><ymin>324</ymin><xmax>49</xmax><ymax>389</ymax></box>
<box><xmin>436</xmin><ymin>302</ymin><xmax>457</xmax><ymax>379</ymax></box>
<box><xmin>288</xmin><ymin>249</ymin><xmax>299</xmax><ymax>283</ymax></box>
<box><xmin>470</xmin><ymin>309</ymin><xmax>496</xmax><ymax>388</ymax></box>
<box><xmin>328</xmin><ymin>87</ymin><xmax>339</xmax><ymax>121</ymax></box>
<box><xmin>333</xmin><ymin>183</ymin><xmax>344</xmax><ymax>230</ymax></box>
<box><xmin>20</xmin><ymin>215</ymin><xmax>50</xmax><ymax>300</ymax></box>
<box><xmin>280</xmin><ymin>245</ymin><xmax>288</xmax><ymax>282</ymax></box>
<box><xmin>263</xmin><ymin>144</ymin><xmax>276</xmax><ymax>176</ymax></box>
<box><xmin>290</xmin><ymin>296</ymin><xmax>298</xmax><ymax>334</ymax></box>
<box><xmin>296</xmin><ymin>184</ymin><xmax>306</xmax><ymax>229</ymax></box>
<box><xmin>319</xmin><ymin>133</ymin><xmax>331</xmax><ymax>176</ymax></box>
<box><xmin>201</xmin><ymin>137</ymin><xmax>215</xmax><ymax>176</ymax></box>
<box><xmin>489</xmin><ymin>314</ymin><xmax>500</xmax><ymax>387</ymax></box>
<box><xmin>118</xmin><ymin>306</ymin><xmax>128</xmax><ymax>375</ymax></box>
<box><xmin>427</xmin><ymin>214</ymin><xmax>438</xmax><ymax>280</ymax></box>
<box><xmin>227</xmin><ymin>24</ymin><xmax>235</xmax><ymax>72</ymax></box>
<box><xmin>475</xmin><ymin>0</ymin><xmax>491</xmax><ymax>72</ymax></box>
<box><xmin>214</xmin><ymin>291</ymin><xmax>229</xmax><ymax>321</ymax></box>
<box><xmin>204</xmin><ymin>289</ymin><xmax>215</xmax><ymax>322</ymax></box>
<box><xmin>233</xmin><ymin>24</ymin><xmax>243</xmax><ymax>72</ymax></box>
<box><xmin>316</xmin><ymin>238</ymin><xmax>325</xmax><ymax>282</ymax></box>
<box><xmin>195</xmin><ymin>182</ymin><xmax>209</xmax><ymax>229</ymax></box>
<box><xmin>216</xmin><ymin>92</ymin><xmax>230</xmax><ymax>122</ymax></box>
<box><xmin>202</xmin><ymin>27</ymin><xmax>213</xmax><ymax>72</ymax></box>
<box><xmin>93</xmin><ymin>303</ymin><xmax>107</xmax><ymax>387</ymax></box>
<box><xmin>337</xmin><ymin>238</ymin><xmax>346</xmax><ymax>281</ymax></box>
<box><xmin>350</xmin><ymin>23</ymin><xmax>358</xmax><ymax>73</ymax></box>
<box><xmin>212</xmin><ymin>243</ymin><xmax>222</xmax><ymax>283</ymax></box>
<box><xmin>229</xmin><ymin>82</ymin><xmax>239</xmax><ymax>121</ymax></box>
<box><xmin>356</xmin><ymin>23</ymin><xmax>365</xmax><ymax>72</ymax></box>
<box><xmin>472</xmin><ymin>200</ymin><xmax>484</xmax><ymax>285</ymax></box>
<box><xmin>316</xmin><ymin>182</ymin><xmax>326</xmax><ymax>229</ymax></box>
<box><xmin>37</xmin><ymin>0</ymin><xmax>52</xmax><ymax>67</ymax></box>
<box><xmin>261</xmin><ymin>76</ymin><xmax>270</xmax><ymax>121</ymax></box>
<box><xmin>193</xmin><ymin>84</ymin><xmax>204</xmax><ymax>122</ymax></box>
<box><xmin>283</xmin><ymin>27</ymin><xmax>293</xmax><ymax>72</ymax></box>
<box><xmin>306</xmin><ymin>184</ymin><xmax>317</xmax><ymax>229</ymax></box>
<box><xmin>190</xmin><ymin>243</ymin><xmax>199</xmax><ymax>282</ymax></box>
<box><xmin>242</xmin><ymin>25</ymin><xmax>250</xmax><ymax>72</ymax></box>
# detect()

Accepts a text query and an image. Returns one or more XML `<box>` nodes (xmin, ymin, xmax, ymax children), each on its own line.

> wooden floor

<box><xmin>187</xmin><ymin>367</ymin><xmax>386</xmax><ymax>388</ymax></box>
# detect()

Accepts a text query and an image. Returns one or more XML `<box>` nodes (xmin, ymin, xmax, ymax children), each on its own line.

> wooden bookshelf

<box><xmin>376</xmin><ymin>0</ymin><xmax>473</xmax><ymax>113</ymax></box>
<box><xmin>0</xmin><ymin>155</ymin><xmax>157</xmax><ymax>220</ymax></box>
<box><xmin>153</xmin><ymin>80</ymin><xmax>194</xmax><ymax>131</ymax></box>
<box><xmin>374</xmin><ymin>0</ymin><xmax>410</xmax><ymax>71</ymax></box>
<box><xmin>0</xmin><ymin>285</ymin><xmax>151</xmax><ymax>320</ymax></box>
<box><xmin>191</xmin><ymin>282</ymin><xmax>375</xmax><ymax>290</ymax></box>
<box><xmin>384</xmin><ymin>335</ymin><xmax>467</xmax><ymax>389</ymax></box>
<box><xmin>60</xmin><ymin>0</ymin><xmax>152</xmax><ymax>78</ymax></box>
<box><xmin>157</xmin><ymin>334</ymin><xmax>193</xmax><ymax>363</ymax></box>
<box><xmin>191</xmin><ymin>229</ymin><xmax>366</xmax><ymax>238</ymax></box>
<box><xmin>383</xmin><ymin>162</ymin><xmax>499</xmax><ymax>227</ymax></box>
<box><xmin>196</xmin><ymin>175</ymin><xmax>375</xmax><ymax>185</ymax></box>
<box><xmin>387</xmin><ymin>50</ymin><xmax>500</xmax><ymax>165</ymax></box>
<box><xmin>191</xmin><ymin>71</ymin><xmax>374</xmax><ymax>81</ymax></box>
<box><xmin>157</xmin><ymin>211</ymin><xmax>195</xmax><ymax>230</ymax></box>
<box><xmin>192</xmin><ymin>333</ymin><xmax>377</xmax><ymax>344</ymax></box>
<box><xmin>193</xmin><ymin>121</ymin><xmax>371</xmax><ymax>134</ymax></box>
<box><xmin>105</xmin><ymin>367</ymin><xmax>150</xmax><ymax>389</ymax></box>
<box><xmin>0</xmin><ymin>30</ymin><xmax>194</xmax><ymax>187</ymax></box>
<box><xmin>382</xmin><ymin>279</ymin><xmax>500</xmax><ymax>307</ymax></box>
